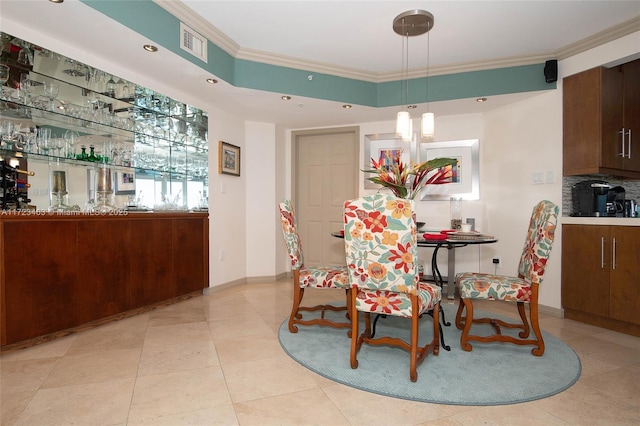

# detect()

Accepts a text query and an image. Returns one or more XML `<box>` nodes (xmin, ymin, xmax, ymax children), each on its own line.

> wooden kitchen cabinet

<box><xmin>0</xmin><ymin>212</ymin><xmax>209</xmax><ymax>347</ymax></box>
<box><xmin>563</xmin><ymin>59</ymin><xmax>640</xmax><ymax>178</ymax></box>
<box><xmin>562</xmin><ymin>224</ymin><xmax>640</xmax><ymax>336</ymax></box>
<box><xmin>609</xmin><ymin>226</ymin><xmax>640</xmax><ymax>325</ymax></box>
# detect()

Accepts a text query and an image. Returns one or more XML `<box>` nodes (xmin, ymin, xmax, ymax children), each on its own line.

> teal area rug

<box><xmin>278</xmin><ymin>303</ymin><xmax>581</xmax><ymax>405</ymax></box>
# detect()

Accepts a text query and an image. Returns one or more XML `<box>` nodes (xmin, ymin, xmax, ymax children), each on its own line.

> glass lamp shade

<box><xmin>396</xmin><ymin>111</ymin><xmax>413</xmax><ymax>142</ymax></box>
<box><xmin>421</xmin><ymin>112</ymin><xmax>435</xmax><ymax>140</ymax></box>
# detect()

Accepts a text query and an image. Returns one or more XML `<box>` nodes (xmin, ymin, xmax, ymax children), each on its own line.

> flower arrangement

<box><xmin>363</xmin><ymin>156</ymin><xmax>457</xmax><ymax>200</ymax></box>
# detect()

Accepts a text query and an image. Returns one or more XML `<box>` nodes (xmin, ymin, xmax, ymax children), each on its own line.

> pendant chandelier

<box><xmin>393</xmin><ymin>10</ymin><xmax>435</xmax><ymax>141</ymax></box>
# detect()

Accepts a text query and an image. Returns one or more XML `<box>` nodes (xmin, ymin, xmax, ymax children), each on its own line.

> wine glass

<box><xmin>0</xmin><ymin>121</ymin><xmax>21</xmax><ymax>150</ymax></box>
<box><xmin>54</xmin><ymin>137</ymin><xmax>66</xmax><ymax>157</ymax></box>
<box><xmin>44</xmin><ymin>81</ymin><xmax>59</xmax><ymax>111</ymax></box>
<box><xmin>0</xmin><ymin>64</ymin><xmax>9</xmax><ymax>97</ymax></box>
<box><xmin>106</xmin><ymin>75</ymin><xmax>116</xmax><ymax>97</ymax></box>
<box><xmin>19</xmin><ymin>73</ymin><xmax>31</xmax><ymax>104</ymax></box>
<box><xmin>63</xmin><ymin>130</ymin><xmax>79</xmax><ymax>158</ymax></box>
<box><xmin>36</xmin><ymin>127</ymin><xmax>52</xmax><ymax>155</ymax></box>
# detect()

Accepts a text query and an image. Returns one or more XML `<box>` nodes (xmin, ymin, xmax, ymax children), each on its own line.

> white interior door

<box><xmin>294</xmin><ymin>127</ymin><xmax>358</xmax><ymax>267</ymax></box>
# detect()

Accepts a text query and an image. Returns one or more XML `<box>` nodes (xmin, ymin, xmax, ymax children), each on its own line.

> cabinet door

<box><xmin>601</xmin><ymin>66</ymin><xmax>625</xmax><ymax>170</ymax></box>
<box><xmin>130</xmin><ymin>219</ymin><xmax>174</xmax><ymax>307</ymax></box>
<box><xmin>609</xmin><ymin>226</ymin><xmax>640</xmax><ymax>325</ymax></box>
<box><xmin>563</xmin><ymin>68</ymin><xmax>604</xmax><ymax>175</ymax></box>
<box><xmin>622</xmin><ymin>59</ymin><xmax>640</xmax><ymax>172</ymax></box>
<box><xmin>3</xmin><ymin>221</ymin><xmax>79</xmax><ymax>344</ymax></box>
<box><xmin>77</xmin><ymin>219</ymin><xmax>131</xmax><ymax>321</ymax></box>
<box><xmin>561</xmin><ymin>225</ymin><xmax>610</xmax><ymax>317</ymax></box>
<box><xmin>563</xmin><ymin>67</ymin><xmax>625</xmax><ymax>175</ymax></box>
<box><xmin>173</xmin><ymin>218</ymin><xmax>208</xmax><ymax>294</ymax></box>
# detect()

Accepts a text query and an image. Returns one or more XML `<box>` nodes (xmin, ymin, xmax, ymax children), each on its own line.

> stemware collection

<box><xmin>1</xmin><ymin>32</ymin><xmax>209</xmax><ymax>211</ymax></box>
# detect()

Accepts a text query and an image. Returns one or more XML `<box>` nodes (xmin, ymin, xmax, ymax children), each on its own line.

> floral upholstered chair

<box><xmin>343</xmin><ymin>193</ymin><xmax>441</xmax><ymax>382</ymax></box>
<box><xmin>279</xmin><ymin>199</ymin><xmax>351</xmax><ymax>333</ymax></box>
<box><xmin>454</xmin><ymin>200</ymin><xmax>559</xmax><ymax>356</ymax></box>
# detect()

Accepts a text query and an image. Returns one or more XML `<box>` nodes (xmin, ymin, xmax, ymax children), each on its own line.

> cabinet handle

<box><xmin>628</xmin><ymin>129</ymin><xmax>632</xmax><ymax>159</ymax></box>
<box><xmin>601</xmin><ymin>237</ymin><xmax>605</xmax><ymax>269</ymax></box>
<box><xmin>612</xmin><ymin>238</ymin><xmax>617</xmax><ymax>270</ymax></box>
<box><xmin>619</xmin><ymin>128</ymin><xmax>626</xmax><ymax>158</ymax></box>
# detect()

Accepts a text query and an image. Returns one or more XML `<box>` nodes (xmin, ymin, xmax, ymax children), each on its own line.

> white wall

<box><xmin>482</xmin><ymin>91</ymin><xmax>563</xmax><ymax>309</ymax></box>
<box><xmin>245</xmin><ymin>121</ymin><xmax>277</xmax><ymax>279</ymax></box>
<box><xmin>206</xmin><ymin>109</ymin><xmax>247</xmax><ymax>287</ymax></box>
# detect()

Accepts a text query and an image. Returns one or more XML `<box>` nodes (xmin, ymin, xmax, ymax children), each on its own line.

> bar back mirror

<box><xmin>0</xmin><ymin>32</ymin><xmax>209</xmax><ymax>211</ymax></box>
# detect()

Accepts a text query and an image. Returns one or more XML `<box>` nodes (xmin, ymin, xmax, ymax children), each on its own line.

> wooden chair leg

<box><xmin>516</xmin><ymin>301</ymin><xmax>531</xmax><ymax>338</ymax></box>
<box><xmin>432</xmin><ymin>302</ymin><xmax>440</xmax><ymax>356</ymax></box>
<box><xmin>529</xmin><ymin>301</ymin><xmax>545</xmax><ymax>356</ymax></box>
<box><xmin>350</xmin><ymin>289</ymin><xmax>359</xmax><ymax>369</ymax></box>
<box><xmin>459</xmin><ymin>298</ymin><xmax>474</xmax><ymax>352</ymax></box>
<box><xmin>409</xmin><ymin>297</ymin><xmax>419</xmax><ymax>382</ymax></box>
<box><xmin>288</xmin><ymin>272</ymin><xmax>304</xmax><ymax>333</ymax></box>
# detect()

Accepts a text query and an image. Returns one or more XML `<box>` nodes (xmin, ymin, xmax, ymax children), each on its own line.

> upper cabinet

<box><xmin>563</xmin><ymin>59</ymin><xmax>640</xmax><ymax>179</ymax></box>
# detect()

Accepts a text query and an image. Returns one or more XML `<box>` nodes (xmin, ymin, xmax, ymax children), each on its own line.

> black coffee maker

<box><xmin>571</xmin><ymin>180</ymin><xmax>611</xmax><ymax>217</ymax></box>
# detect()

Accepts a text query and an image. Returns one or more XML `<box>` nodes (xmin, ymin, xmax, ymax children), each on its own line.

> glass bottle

<box><xmin>76</xmin><ymin>145</ymin><xmax>87</xmax><ymax>161</ymax></box>
<box><xmin>450</xmin><ymin>197</ymin><xmax>462</xmax><ymax>230</ymax></box>
<box><xmin>87</xmin><ymin>145</ymin><xmax>97</xmax><ymax>162</ymax></box>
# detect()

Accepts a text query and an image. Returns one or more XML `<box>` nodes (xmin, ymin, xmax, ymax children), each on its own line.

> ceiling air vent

<box><xmin>180</xmin><ymin>22</ymin><xmax>208</xmax><ymax>63</ymax></box>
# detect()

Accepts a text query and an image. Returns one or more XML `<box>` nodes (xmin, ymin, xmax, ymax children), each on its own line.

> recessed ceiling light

<box><xmin>206</xmin><ymin>78</ymin><xmax>218</xmax><ymax>84</ymax></box>
<box><xmin>143</xmin><ymin>44</ymin><xmax>158</xmax><ymax>52</ymax></box>
<box><xmin>281</xmin><ymin>95</ymin><xmax>291</xmax><ymax>101</ymax></box>
<box><xmin>476</xmin><ymin>97</ymin><xmax>488</xmax><ymax>102</ymax></box>
<box><xmin>343</xmin><ymin>104</ymin><xmax>352</xmax><ymax>109</ymax></box>
<box><xmin>48</xmin><ymin>0</ymin><xmax>64</xmax><ymax>3</ymax></box>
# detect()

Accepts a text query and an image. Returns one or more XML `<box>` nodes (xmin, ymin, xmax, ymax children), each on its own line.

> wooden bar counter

<box><xmin>0</xmin><ymin>210</ymin><xmax>209</xmax><ymax>348</ymax></box>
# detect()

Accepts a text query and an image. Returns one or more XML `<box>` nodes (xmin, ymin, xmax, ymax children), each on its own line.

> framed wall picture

<box><xmin>114</xmin><ymin>171</ymin><xmax>136</xmax><ymax>195</ymax></box>
<box><xmin>419</xmin><ymin>139</ymin><xmax>480</xmax><ymax>200</ymax></box>
<box><xmin>363</xmin><ymin>133</ymin><xmax>417</xmax><ymax>189</ymax></box>
<box><xmin>218</xmin><ymin>141</ymin><xmax>241</xmax><ymax>176</ymax></box>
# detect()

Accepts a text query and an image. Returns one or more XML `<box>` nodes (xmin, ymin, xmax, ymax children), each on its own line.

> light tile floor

<box><xmin>2</xmin><ymin>278</ymin><xmax>639</xmax><ymax>425</ymax></box>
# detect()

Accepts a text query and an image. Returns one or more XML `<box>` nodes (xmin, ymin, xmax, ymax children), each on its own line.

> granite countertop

<box><xmin>561</xmin><ymin>216</ymin><xmax>640</xmax><ymax>226</ymax></box>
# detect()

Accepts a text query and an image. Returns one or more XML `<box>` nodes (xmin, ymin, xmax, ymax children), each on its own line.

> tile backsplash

<box><xmin>562</xmin><ymin>175</ymin><xmax>640</xmax><ymax>216</ymax></box>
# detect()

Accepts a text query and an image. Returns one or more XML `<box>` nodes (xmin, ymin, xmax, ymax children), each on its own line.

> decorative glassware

<box><xmin>0</xmin><ymin>64</ymin><xmax>9</xmax><ymax>98</ymax></box>
<box><xmin>93</xmin><ymin>164</ymin><xmax>115</xmax><ymax>213</ymax></box>
<box><xmin>43</xmin><ymin>81</ymin><xmax>59</xmax><ymax>111</ymax></box>
<box><xmin>450</xmin><ymin>197</ymin><xmax>462</xmax><ymax>230</ymax></box>
<box><xmin>48</xmin><ymin>161</ymin><xmax>70</xmax><ymax>212</ymax></box>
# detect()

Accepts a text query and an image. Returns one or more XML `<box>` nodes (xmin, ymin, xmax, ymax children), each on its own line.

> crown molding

<box><xmin>154</xmin><ymin>1</ymin><xmax>640</xmax><ymax>82</ymax></box>
<box><xmin>555</xmin><ymin>15</ymin><xmax>640</xmax><ymax>60</ymax></box>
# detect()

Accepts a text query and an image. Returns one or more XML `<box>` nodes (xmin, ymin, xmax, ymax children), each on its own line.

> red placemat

<box><xmin>423</xmin><ymin>233</ymin><xmax>448</xmax><ymax>240</ymax></box>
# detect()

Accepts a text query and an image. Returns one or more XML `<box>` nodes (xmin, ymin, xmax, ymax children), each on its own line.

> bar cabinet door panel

<box><xmin>130</xmin><ymin>219</ymin><xmax>174</xmax><ymax>307</ymax></box>
<box><xmin>609</xmin><ymin>226</ymin><xmax>640</xmax><ymax>325</ymax></box>
<box><xmin>3</xmin><ymin>220</ymin><xmax>78</xmax><ymax>343</ymax></box>
<box><xmin>561</xmin><ymin>225</ymin><xmax>611</xmax><ymax>317</ymax></box>
<box><xmin>172</xmin><ymin>218</ymin><xmax>207</xmax><ymax>294</ymax></box>
<box><xmin>77</xmin><ymin>219</ymin><xmax>131</xmax><ymax>321</ymax></box>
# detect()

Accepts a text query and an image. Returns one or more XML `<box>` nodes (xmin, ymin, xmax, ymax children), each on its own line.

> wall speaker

<box><xmin>544</xmin><ymin>60</ymin><xmax>558</xmax><ymax>83</ymax></box>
